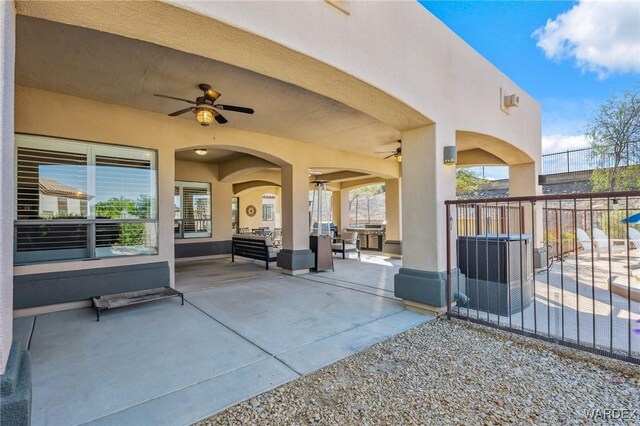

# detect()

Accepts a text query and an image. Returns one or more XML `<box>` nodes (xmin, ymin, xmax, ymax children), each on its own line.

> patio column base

<box><xmin>383</xmin><ymin>240</ymin><xmax>402</xmax><ymax>257</ymax></box>
<box><xmin>1</xmin><ymin>342</ymin><xmax>32</xmax><ymax>426</ymax></box>
<box><xmin>277</xmin><ymin>249</ymin><xmax>314</xmax><ymax>274</ymax></box>
<box><xmin>394</xmin><ymin>267</ymin><xmax>465</xmax><ymax>310</ymax></box>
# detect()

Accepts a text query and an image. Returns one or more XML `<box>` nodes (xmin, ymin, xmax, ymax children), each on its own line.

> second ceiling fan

<box><xmin>376</xmin><ymin>140</ymin><xmax>402</xmax><ymax>163</ymax></box>
<box><xmin>155</xmin><ymin>83</ymin><xmax>254</xmax><ymax>126</ymax></box>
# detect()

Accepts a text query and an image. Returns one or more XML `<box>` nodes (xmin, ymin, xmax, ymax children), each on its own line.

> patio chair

<box><xmin>332</xmin><ymin>231</ymin><xmax>360</xmax><ymax>260</ymax></box>
<box><xmin>252</xmin><ymin>227</ymin><xmax>271</xmax><ymax>236</ymax></box>
<box><xmin>593</xmin><ymin>228</ymin><xmax>627</xmax><ymax>256</ymax></box>
<box><xmin>272</xmin><ymin>228</ymin><xmax>283</xmax><ymax>248</ymax></box>
<box><xmin>577</xmin><ymin>228</ymin><xmax>626</xmax><ymax>259</ymax></box>
<box><xmin>576</xmin><ymin>228</ymin><xmax>595</xmax><ymax>255</ymax></box>
<box><xmin>629</xmin><ymin>228</ymin><xmax>640</xmax><ymax>250</ymax></box>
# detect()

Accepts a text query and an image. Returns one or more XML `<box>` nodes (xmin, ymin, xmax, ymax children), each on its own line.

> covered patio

<box><xmin>1</xmin><ymin>2</ymin><xmax>544</xmax><ymax>424</ymax></box>
<box><xmin>16</xmin><ymin>256</ymin><xmax>429</xmax><ymax>426</ymax></box>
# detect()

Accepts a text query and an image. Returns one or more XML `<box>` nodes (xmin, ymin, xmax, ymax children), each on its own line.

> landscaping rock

<box><xmin>199</xmin><ymin>319</ymin><xmax>640</xmax><ymax>425</ymax></box>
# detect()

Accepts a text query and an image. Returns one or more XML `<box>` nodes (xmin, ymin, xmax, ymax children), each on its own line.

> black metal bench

<box><xmin>91</xmin><ymin>286</ymin><xmax>183</xmax><ymax>321</ymax></box>
<box><xmin>232</xmin><ymin>235</ymin><xmax>279</xmax><ymax>270</ymax></box>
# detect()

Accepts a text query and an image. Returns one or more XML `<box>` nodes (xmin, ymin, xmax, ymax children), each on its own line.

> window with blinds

<box><xmin>174</xmin><ymin>181</ymin><xmax>211</xmax><ymax>238</ymax></box>
<box><xmin>262</xmin><ymin>204</ymin><xmax>274</xmax><ymax>221</ymax></box>
<box><xmin>14</xmin><ymin>134</ymin><xmax>158</xmax><ymax>264</ymax></box>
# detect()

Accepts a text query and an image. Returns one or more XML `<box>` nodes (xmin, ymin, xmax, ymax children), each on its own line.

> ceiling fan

<box><xmin>154</xmin><ymin>83</ymin><xmax>254</xmax><ymax>126</ymax></box>
<box><xmin>376</xmin><ymin>140</ymin><xmax>402</xmax><ymax>163</ymax></box>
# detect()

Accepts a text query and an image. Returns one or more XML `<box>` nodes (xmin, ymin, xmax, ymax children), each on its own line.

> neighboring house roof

<box><xmin>39</xmin><ymin>178</ymin><xmax>88</xmax><ymax>200</ymax></box>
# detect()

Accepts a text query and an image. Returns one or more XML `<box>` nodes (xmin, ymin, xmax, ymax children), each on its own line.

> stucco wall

<box><xmin>14</xmin><ymin>1</ymin><xmax>540</xmax><ymax>169</ymax></box>
<box><xmin>171</xmin><ymin>0</ymin><xmax>541</xmax><ymax>165</ymax></box>
<box><xmin>238</xmin><ymin>187</ymin><xmax>281</xmax><ymax>231</ymax></box>
<box><xmin>0</xmin><ymin>0</ymin><xmax>15</xmax><ymax>375</ymax></box>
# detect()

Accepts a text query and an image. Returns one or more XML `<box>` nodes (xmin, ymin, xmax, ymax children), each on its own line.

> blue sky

<box><xmin>419</xmin><ymin>0</ymin><xmax>640</xmax><ymax>178</ymax></box>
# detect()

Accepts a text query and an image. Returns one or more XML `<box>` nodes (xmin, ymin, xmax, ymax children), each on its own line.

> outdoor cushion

<box><xmin>267</xmin><ymin>247</ymin><xmax>280</xmax><ymax>256</ymax></box>
<box><xmin>233</xmin><ymin>234</ymin><xmax>272</xmax><ymax>245</ymax></box>
<box><xmin>331</xmin><ymin>243</ymin><xmax>358</xmax><ymax>251</ymax></box>
<box><xmin>341</xmin><ymin>231</ymin><xmax>359</xmax><ymax>242</ymax></box>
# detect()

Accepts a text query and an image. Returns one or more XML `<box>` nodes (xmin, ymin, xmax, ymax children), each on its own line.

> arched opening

<box><xmin>456</xmin><ymin>130</ymin><xmax>538</xmax><ymax>199</ymax></box>
<box><xmin>173</xmin><ymin>145</ymin><xmax>288</xmax><ymax>255</ymax></box>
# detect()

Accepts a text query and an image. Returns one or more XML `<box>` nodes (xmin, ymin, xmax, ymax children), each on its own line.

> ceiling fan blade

<box><xmin>154</xmin><ymin>94</ymin><xmax>197</xmax><ymax>104</ymax></box>
<box><xmin>214</xmin><ymin>113</ymin><xmax>228</xmax><ymax>124</ymax></box>
<box><xmin>214</xmin><ymin>104</ymin><xmax>254</xmax><ymax>114</ymax></box>
<box><xmin>383</xmin><ymin>154</ymin><xmax>395</xmax><ymax>159</ymax></box>
<box><xmin>375</xmin><ymin>151</ymin><xmax>396</xmax><ymax>154</ymax></box>
<box><xmin>168</xmin><ymin>107</ymin><xmax>193</xmax><ymax>117</ymax></box>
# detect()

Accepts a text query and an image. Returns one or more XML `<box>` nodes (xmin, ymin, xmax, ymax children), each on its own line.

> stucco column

<box><xmin>0</xmin><ymin>0</ymin><xmax>15</xmax><ymax>374</ymax></box>
<box><xmin>394</xmin><ymin>124</ymin><xmax>457</xmax><ymax>313</ymax></box>
<box><xmin>331</xmin><ymin>190</ymin><xmax>340</xmax><ymax>228</ymax></box>
<box><xmin>340</xmin><ymin>189</ymin><xmax>350</xmax><ymax>231</ymax></box>
<box><xmin>277</xmin><ymin>163</ymin><xmax>314</xmax><ymax>274</ymax></box>
<box><xmin>274</xmin><ymin>188</ymin><xmax>282</xmax><ymax>229</ymax></box>
<box><xmin>509</xmin><ymin>162</ymin><xmax>543</xmax><ymax>249</ymax></box>
<box><xmin>383</xmin><ymin>178</ymin><xmax>402</xmax><ymax>256</ymax></box>
<box><xmin>331</xmin><ymin>189</ymin><xmax>351</xmax><ymax>232</ymax></box>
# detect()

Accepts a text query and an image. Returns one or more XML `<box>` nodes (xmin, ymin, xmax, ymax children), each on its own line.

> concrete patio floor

<box><xmin>15</xmin><ymin>253</ymin><xmax>430</xmax><ymax>426</ymax></box>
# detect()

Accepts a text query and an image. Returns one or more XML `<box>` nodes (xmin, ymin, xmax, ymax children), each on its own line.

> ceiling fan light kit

<box><xmin>155</xmin><ymin>83</ymin><xmax>254</xmax><ymax>127</ymax></box>
<box><xmin>195</xmin><ymin>108</ymin><xmax>214</xmax><ymax>126</ymax></box>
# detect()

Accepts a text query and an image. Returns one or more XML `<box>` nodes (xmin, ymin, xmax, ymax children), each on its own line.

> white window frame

<box><xmin>174</xmin><ymin>180</ymin><xmax>212</xmax><ymax>239</ymax></box>
<box><xmin>262</xmin><ymin>204</ymin><xmax>274</xmax><ymax>221</ymax></box>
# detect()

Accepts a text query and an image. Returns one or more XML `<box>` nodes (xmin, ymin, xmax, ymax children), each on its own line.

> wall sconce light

<box><xmin>194</xmin><ymin>149</ymin><xmax>208</xmax><ymax>156</ymax></box>
<box><xmin>503</xmin><ymin>94</ymin><xmax>520</xmax><ymax>108</ymax></box>
<box><xmin>443</xmin><ymin>146</ymin><xmax>457</xmax><ymax>165</ymax></box>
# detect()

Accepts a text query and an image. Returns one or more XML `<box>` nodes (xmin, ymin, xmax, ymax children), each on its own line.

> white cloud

<box><xmin>533</xmin><ymin>0</ymin><xmax>640</xmax><ymax>78</ymax></box>
<box><xmin>542</xmin><ymin>134</ymin><xmax>589</xmax><ymax>154</ymax></box>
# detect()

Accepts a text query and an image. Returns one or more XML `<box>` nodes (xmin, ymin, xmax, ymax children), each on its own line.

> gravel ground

<box><xmin>199</xmin><ymin>319</ymin><xmax>640</xmax><ymax>425</ymax></box>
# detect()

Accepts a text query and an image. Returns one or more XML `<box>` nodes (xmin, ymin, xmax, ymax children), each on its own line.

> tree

<box><xmin>94</xmin><ymin>196</ymin><xmax>148</xmax><ymax>246</ymax></box>
<box><xmin>455</xmin><ymin>168</ymin><xmax>483</xmax><ymax>197</ymax></box>
<box><xmin>588</xmin><ymin>86</ymin><xmax>640</xmax><ymax>192</ymax></box>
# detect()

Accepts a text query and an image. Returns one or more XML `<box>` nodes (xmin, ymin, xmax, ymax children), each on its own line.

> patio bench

<box><xmin>232</xmin><ymin>235</ymin><xmax>279</xmax><ymax>270</ymax></box>
<box><xmin>91</xmin><ymin>286</ymin><xmax>183</xmax><ymax>321</ymax></box>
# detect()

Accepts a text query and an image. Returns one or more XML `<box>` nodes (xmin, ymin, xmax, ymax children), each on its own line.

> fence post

<box><xmin>446</xmin><ymin>203</ymin><xmax>452</xmax><ymax>320</ymax></box>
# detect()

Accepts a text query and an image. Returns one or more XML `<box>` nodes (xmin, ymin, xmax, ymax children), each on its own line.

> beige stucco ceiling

<box><xmin>15</xmin><ymin>16</ymin><xmax>401</xmax><ymax>158</ymax></box>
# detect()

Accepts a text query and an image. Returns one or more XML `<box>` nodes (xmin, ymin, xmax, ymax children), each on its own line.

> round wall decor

<box><xmin>246</xmin><ymin>205</ymin><xmax>257</xmax><ymax>217</ymax></box>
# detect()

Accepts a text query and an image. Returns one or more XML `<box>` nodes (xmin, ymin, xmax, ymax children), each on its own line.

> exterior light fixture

<box><xmin>396</xmin><ymin>154</ymin><xmax>402</xmax><ymax>163</ymax></box>
<box><xmin>500</xmin><ymin>88</ymin><xmax>520</xmax><ymax>113</ymax></box>
<box><xmin>443</xmin><ymin>146</ymin><xmax>457</xmax><ymax>165</ymax></box>
<box><xmin>194</xmin><ymin>149</ymin><xmax>208</xmax><ymax>156</ymax></box>
<box><xmin>195</xmin><ymin>108</ymin><xmax>214</xmax><ymax>126</ymax></box>
<box><xmin>503</xmin><ymin>94</ymin><xmax>520</xmax><ymax>108</ymax></box>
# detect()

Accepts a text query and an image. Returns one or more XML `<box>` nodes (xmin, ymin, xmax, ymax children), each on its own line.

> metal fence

<box><xmin>542</xmin><ymin>142</ymin><xmax>640</xmax><ymax>175</ymax></box>
<box><xmin>445</xmin><ymin>191</ymin><xmax>640</xmax><ymax>364</ymax></box>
